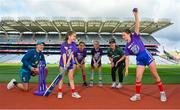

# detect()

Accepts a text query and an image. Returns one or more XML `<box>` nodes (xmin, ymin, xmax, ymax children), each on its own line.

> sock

<box><xmin>58</xmin><ymin>88</ymin><xmax>62</xmax><ymax>93</ymax></box>
<box><xmin>71</xmin><ymin>89</ymin><xmax>76</xmax><ymax>93</ymax></box>
<box><xmin>98</xmin><ymin>72</ymin><xmax>102</xmax><ymax>81</ymax></box>
<box><xmin>136</xmin><ymin>81</ymin><xmax>142</xmax><ymax>94</ymax></box>
<box><xmin>82</xmin><ymin>72</ymin><xmax>86</xmax><ymax>81</ymax></box>
<box><xmin>90</xmin><ymin>72</ymin><xmax>94</xmax><ymax>81</ymax></box>
<box><xmin>157</xmin><ymin>81</ymin><xmax>164</xmax><ymax>92</ymax></box>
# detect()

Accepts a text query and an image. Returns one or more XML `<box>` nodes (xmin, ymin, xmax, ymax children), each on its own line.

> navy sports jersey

<box><xmin>21</xmin><ymin>49</ymin><xmax>45</xmax><ymax>71</ymax></box>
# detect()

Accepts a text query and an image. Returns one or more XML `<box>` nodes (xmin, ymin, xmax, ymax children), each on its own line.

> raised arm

<box><xmin>133</xmin><ymin>8</ymin><xmax>140</xmax><ymax>35</ymax></box>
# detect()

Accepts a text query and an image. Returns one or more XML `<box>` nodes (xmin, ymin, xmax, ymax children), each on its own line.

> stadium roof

<box><xmin>0</xmin><ymin>17</ymin><xmax>172</xmax><ymax>34</ymax></box>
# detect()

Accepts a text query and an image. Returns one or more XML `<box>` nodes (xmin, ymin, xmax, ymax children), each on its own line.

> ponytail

<box><xmin>123</xmin><ymin>29</ymin><xmax>132</xmax><ymax>35</ymax></box>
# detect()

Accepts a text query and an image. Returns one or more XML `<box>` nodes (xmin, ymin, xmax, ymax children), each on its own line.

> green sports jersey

<box><xmin>107</xmin><ymin>46</ymin><xmax>125</xmax><ymax>63</ymax></box>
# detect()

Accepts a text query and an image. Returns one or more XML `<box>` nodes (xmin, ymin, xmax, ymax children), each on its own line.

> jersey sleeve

<box><xmin>60</xmin><ymin>43</ymin><xmax>66</xmax><ymax>55</ymax></box>
<box><xmin>132</xmin><ymin>33</ymin><xmax>141</xmax><ymax>40</ymax></box>
<box><xmin>21</xmin><ymin>50</ymin><xmax>34</xmax><ymax>70</ymax></box>
<box><xmin>84</xmin><ymin>49</ymin><xmax>87</xmax><ymax>57</ymax></box>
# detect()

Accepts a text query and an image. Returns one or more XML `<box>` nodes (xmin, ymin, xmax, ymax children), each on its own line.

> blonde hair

<box><xmin>93</xmin><ymin>40</ymin><xmax>99</xmax><ymax>45</ymax></box>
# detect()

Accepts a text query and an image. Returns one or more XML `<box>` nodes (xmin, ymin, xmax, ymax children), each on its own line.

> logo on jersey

<box><xmin>77</xmin><ymin>53</ymin><xmax>83</xmax><ymax>61</ymax></box>
<box><xmin>94</xmin><ymin>52</ymin><xmax>100</xmax><ymax>60</ymax></box>
<box><xmin>65</xmin><ymin>46</ymin><xmax>72</xmax><ymax>56</ymax></box>
<box><xmin>22</xmin><ymin>77</ymin><xmax>26</xmax><ymax>82</ymax></box>
<box><xmin>130</xmin><ymin>45</ymin><xmax>139</xmax><ymax>54</ymax></box>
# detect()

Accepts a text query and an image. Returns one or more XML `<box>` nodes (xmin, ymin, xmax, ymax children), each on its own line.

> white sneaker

<box><xmin>111</xmin><ymin>82</ymin><xmax>116</xmax><ymax>88</ymax></box>
<box><xmin>160</xmin><ymin>92</ymin><xmax>167</xmax><ymax>102</ymax></box>
<box><xmin>98</xmin><ymin>83</ymin><xmax>103</xmax><ymax>87</ymax></box>
<box><xmin>98</xmin><ymin>81</ymin><xmax>103</xmax><ymax>87</ymax></box>
<box><xmin>72</xmin><ymin>92</ymin><xmax>81</xmax><ymax>99</ymax></box>
<box><xmin>57</xmin><ymin>92</ymin><xmax>63</xmax><ymax>99</ymax></box>
<box><xmin>116</xmin><ymin>83</ymin><xmax>123</xmax><ymax>89</ymax></box>
<box><xmin>7</xmin><ymin>79</ymin><xmax>16</xmax><ymax>90</ymax></box>
<box><xmin>130</xmin><ymin>94</ymin><xmax>141</xmax><ymax>101</ymax></box>
<box><xmin>89</xmin><ymin>81</ymin><xmax>93</xmax><ymax>87</ymax></box>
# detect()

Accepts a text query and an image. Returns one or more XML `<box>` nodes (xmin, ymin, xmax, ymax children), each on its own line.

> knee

<box><xmin>45</xmin><ymin>68</ymin><xmax>48</xmax><ymax>76</ymax></box>
<box><xmin>24</xmin><ymin>88</ymin><xmax>28</xmax><ymax>91</ymax></box>
<box><xmin>136</xmin><ymin>77</ymin><xmax>141</xmax><ymax>82</ymax></box>
<box><xmin>68</xmin><ymin>74</ymin><xmax>74</xmax><ymax>81</ymax></box>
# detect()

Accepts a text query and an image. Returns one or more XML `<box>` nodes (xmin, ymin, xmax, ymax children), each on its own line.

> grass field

<box><xmin>0</xmin><ymin>63</ymin><xmax>180</xmax><ymax>84</ymax></box>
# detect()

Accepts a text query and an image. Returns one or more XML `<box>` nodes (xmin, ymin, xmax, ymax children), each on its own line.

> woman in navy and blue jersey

<box><xmin>122</xmin><ymin>8</ymin><xmax>167</xmax><ymax>102</ymax></box>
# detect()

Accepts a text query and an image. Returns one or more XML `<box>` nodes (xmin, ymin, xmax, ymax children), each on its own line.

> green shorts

<box><xmin>20</xmin><ymin>69</ymin><xmax>31</xmax><ymax>83</ymax></box>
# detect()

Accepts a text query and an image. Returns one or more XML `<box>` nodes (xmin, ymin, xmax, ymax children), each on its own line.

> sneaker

<box><xmin>57</xmin><ymin>92</ymin><xmax>63</xmax><ymax>99</ymax></box>
<box><xmin>116</xmin><ymin>83</ymin><xmax>123</xmax><ymax>89</ymax></box>
<box><xmin>98</xmin><ymin>83</ymin><xmax>103</xmax><ymax>87</ymax></box>
<box><xmin>83</xmin><ymin>81</ymin><xmax>88</xmax><ymax>87</ymax></box>
<box><xmin>89</xmin><ymin>81</ymin><xmax>93</xmax><ymax>87</ymax></box>
<box><xmin>72</xmin><ymin>92</ymin><xmax>81</xmax><ymax>99</ymax></box>
<box><xmin>130</xmin><ymin>94</ymin><xmax>141</xmax><ymax>101</ymax></box>
<box><xmin>7</xmin><ymin>79</ymin><xmax>16</xmax><ymax>90</ymax></box>
<box><xmin>111</xmin><ymin>82</ymin><xmax>116</xmax><ymax>88</ymax></box>
<box><xmin>98</xmin><ymin>81</ymin><xmax>103</xmax><ymax>87</ymax></box>
<box><xmin>160</xmin><ymin>92</ymin><xmax>167</xmax><ymax>102</ymax></box>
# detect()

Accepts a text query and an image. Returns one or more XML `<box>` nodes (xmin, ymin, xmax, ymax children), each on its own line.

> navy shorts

<box><xmin>91</xmin><ymin>60</ymin><xmax>102</xmax><ymax>68</ymax></box>
<box><xmin>136</xmin><ymin>50</ymin><xmax>154</xmax><ymax>66</ymax></box>
<box><xmin>20</xmin><ymin>69</ymin><xmax>31</xmax><ymax>83</ymax></box>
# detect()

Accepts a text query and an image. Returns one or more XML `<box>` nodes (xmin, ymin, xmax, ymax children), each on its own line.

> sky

<box><xmin>0</xmin><ymin>0</ymin><xmax>180</xmax><ymax>53</ymax></box>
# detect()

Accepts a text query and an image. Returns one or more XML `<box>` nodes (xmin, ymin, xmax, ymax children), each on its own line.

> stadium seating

<box><xmin>34</xmin><ymin>34</ymin><xmax>46</xmax><ymax>42</ymax></box>
<box><xmin>0</xmin><ymin>34</ymin><xmax>8</xmax><ymax>43</ymax></box>
<box><xmin>47</xmin><ymin>34</ymin><xmax>60</xmax><ymax>43</ymax></box>
<box><xmin>20</xmin><ymin>34</ymin><xmax>34</xmax><ymax>43</ymax></box>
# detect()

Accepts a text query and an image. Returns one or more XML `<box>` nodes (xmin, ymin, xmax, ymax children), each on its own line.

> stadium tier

<box><xmin>0</xmin><ymin>17</ymin><xmax>172</xmax><ymax>55</ymax></box>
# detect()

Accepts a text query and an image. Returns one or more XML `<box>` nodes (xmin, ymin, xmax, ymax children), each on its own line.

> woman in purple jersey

<box><xmin>57</xmin><ymin>31</ymin><xmax>81</xmax><ymax>99</ymax></box>
<box><xmin>74</xmin><ymin>41</ymin><xmax>88</xmax><ymax>86</ymax></box>
<box><xmin>122</xmin><ymin>8</ymin><xmax>167</xmax><ymax>102</ymax></box>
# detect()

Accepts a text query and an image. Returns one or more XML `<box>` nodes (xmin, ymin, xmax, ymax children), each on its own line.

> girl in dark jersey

<box><xmin>90</xmin><ymin>40</ymin><xmax>103</xmax><ymax>87</ymax></box>
<box><xmin>107</xmin><ymin>38</ymin><xmax>125</xmax><ymax>89</ymax></box>
<box><xmin>122</xmin><ymin>8</ymin><xmax>167</xmax><ymax>102</ymax></box>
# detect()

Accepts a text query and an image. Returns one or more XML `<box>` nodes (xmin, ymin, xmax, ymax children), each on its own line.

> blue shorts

<box><xmin>20</xmin><ymin>69</ymin><xmax>31</xmax><ymax>83</ymax></box>
<box><xmin>59</xmin><ymin>63</ymin><xmax>74</xmax><ymax>70</ymax></box>
<box><xmin>136</xmin><ymin>50</ymin><xmax>154</xmax><ymax>66</ymax></box>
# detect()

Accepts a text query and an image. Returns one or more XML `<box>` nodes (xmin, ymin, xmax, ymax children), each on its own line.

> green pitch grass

<box><xmin>0</xmin><ymin>63</ymin><xmax>180</xmax><ymax>84</ymax></box>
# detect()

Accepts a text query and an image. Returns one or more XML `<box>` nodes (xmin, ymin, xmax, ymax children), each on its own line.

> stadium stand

<box><xmin>20</xmin><ymin>34</ymin><xmax>34</xmax><ymax>43</ymax></box>
<box><xmin>34</xmin><ymin>33</ymin><xmax>46</xmax><ymax>42</ymax></box>
<box><xmin>0</xmin><ymin>17</ymin><xmax>173</xmax><ymax>64</ymax></box>
<box><xmin>47</xmin><ymin>33</ymin><xmax>60</xmax><ymax>43</ymax></box>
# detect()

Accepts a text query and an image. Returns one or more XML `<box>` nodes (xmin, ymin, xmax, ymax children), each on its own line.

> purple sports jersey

<box><xmin>91</xmin><ymin>48</ymin><xmax>103</xmax><ymax>61</ymax></box>
<box><xmin>74</xmin><ymin>48</ymin><xmax>87</xmax><ymax>63</ymax></box>
<box><xmin>125</xmin><ymin>33</ymin><xmax>145</xmax><ymax>56</ymax></box>
<box><xmin>59</xmin><ymin>41</ymin><xmax>77</xmax><ymax>66</ymax></box>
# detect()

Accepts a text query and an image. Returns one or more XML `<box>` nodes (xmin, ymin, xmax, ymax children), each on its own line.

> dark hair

<box><xmin>65</xmin><ymin>31</ymin><xmax>76</xmax><ymax>42</ymax></box>
<box><xmin>123</xmin><ymin>29</ymin><xmax>131</xmax><ymax>35</ymax></box>
<box><xmin>79</xmin><ymin>41</ymin><xmax>85</xmax><ymax>46</ymax></box>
